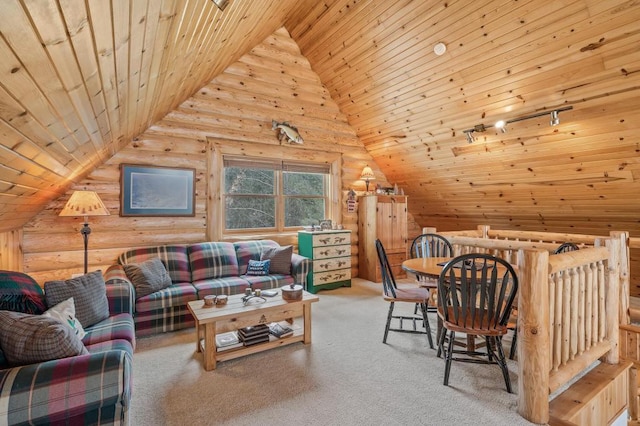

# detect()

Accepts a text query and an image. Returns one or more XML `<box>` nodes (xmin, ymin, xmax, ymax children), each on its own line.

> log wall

<box><xmin>18</xmin><ymin>28</ymin><xmax>416</xmax><ymax>285</ymax></box>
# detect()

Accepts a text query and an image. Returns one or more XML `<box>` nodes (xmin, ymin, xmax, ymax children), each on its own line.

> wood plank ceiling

<box><xmin>2</xmin><ymin>0</ymin><xmax>640</xmax><ymax>244</ymax></box>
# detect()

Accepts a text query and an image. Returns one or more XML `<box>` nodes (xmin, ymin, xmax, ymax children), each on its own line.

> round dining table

<box><xmin>401</xmin><ymin>256</ymin><xmax>480</xmax><ymax>351</ymax></box>
<box><xmin>401</xmin><ymin>257</ymin><xmax>453</xmax><ymax>279</ymax></box>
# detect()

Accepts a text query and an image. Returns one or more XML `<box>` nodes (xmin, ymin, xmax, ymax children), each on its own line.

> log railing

<box><xmin>423</xmin><ymin>226</ymin><xmax>626</xmax><ymax>425</ymax></box>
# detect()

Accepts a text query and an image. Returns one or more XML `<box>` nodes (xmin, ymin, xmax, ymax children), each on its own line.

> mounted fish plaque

<box><xmin>272</xmin><ymin>120</ymin><xmax>304</xmax><ymax>144</ymax></box>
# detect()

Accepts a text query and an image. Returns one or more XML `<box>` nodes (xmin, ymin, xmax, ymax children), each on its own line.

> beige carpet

<box><xmin>129</xmin><ymin>278</ymin><xmax>537</xmax><ymax>425</ymax></box>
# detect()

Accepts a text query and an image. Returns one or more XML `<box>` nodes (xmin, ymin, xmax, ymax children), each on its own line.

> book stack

<box><xmin>238</xmin><ymin>324</ymin><xmax>270</xmax><ymax>346</ymax></box>
<box><xmin>268</xmin><ymin>322</ymin><xmax>294</xmax><ymax>338</ymax></box>
<box><xmin>215</xmin><ymin>331</ymin><xmax>242</xmax><ymax>352</ymax></box>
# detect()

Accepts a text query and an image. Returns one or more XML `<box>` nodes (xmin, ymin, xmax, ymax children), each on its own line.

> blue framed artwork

<box><xmin>120</xmin><ymin>164</ymin><xmax>195</xmax><ymax>216</ymax></box>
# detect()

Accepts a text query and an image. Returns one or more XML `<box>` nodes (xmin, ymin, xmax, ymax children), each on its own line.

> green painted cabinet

<box><xmin>298</xmin><ymin>230</ymin><xmax>352</xmax><ymax>294</ymax></box>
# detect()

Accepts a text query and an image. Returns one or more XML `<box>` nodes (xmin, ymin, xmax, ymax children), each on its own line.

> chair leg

<box><xmin>419</xmin><ymin>303</ymin><xmax>434</xmax><ymax>349</ymax></box>
<box><xmin>509</xmin><ymin>329</ymin><xmax>517</xmax><ymax>360</ymax></box>
<box><xmin>383</xmin><ymin>302</ymin><xmax>394</xmax><ymax>343</ymax></box>
<box><xmin>437</xmin><ymin>321</ymin><xmax>447</xmax><ymax>358</ymax></box>
<box><xmin>492</xmin><ymin>336</ymin><xmax>513</xmax><ymax>393</ymax></box>
<box><xmin>443</xmin><ymin>330</ymin><xmax>455</xmax><ymax>386</ymax></box>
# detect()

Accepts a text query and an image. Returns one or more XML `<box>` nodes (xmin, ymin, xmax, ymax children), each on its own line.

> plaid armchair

<box><xmin>0</xmin><ymin>271</ymin><xmax>135</xmax><ymax>426</ymax></box>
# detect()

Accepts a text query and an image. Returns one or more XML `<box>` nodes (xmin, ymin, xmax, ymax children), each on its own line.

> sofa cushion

<box><xmin>0</xmin><ymin>270</ymin><xmax>47</xmax><ymax>314</ymax></box>
<box><xmin>246</xmin><ymin>259</ymin><xmax>270</xmax><ymax>276</ymax></box>
<box><xmin>44</xmin><ymin>271</ymin><xmax>109</xmax><ymax>328</ymax></box>
<box><xmin>123</xmin><ymin>257</ymin><xmax>172</xmax><ymax>298</ymax></box>
<box><xmin>134</xmin><ymin>282</ymin><xmax>197</xmax><ymax>313</ymax></box>
<box><xmin>0</xmin><ymin>310</ymin><xmax>89</xmax><ymax>366</ymax></box>
<box><xmin>42</xmin><ymin>297</ymin><xmax>86</xmax><ymax>340</ymax></box>
<box><xmin>193</xmin><ymin>276</ymin><xmax>252</xmax><ymax>297</ymax></box>
<box><xmin>243</xmin><ymin>274</ymin><xmax>294</xmax><ymax>289</ymax></box>
<box><xmin>188</xmin><ymin>242</ymin><xmax>239</xmax><ymax>281</ymax></box>
<box><xmin>118</xmin><ymin>245</ymin><xmax>190</xmax><ymax>284</ymax></box>
<box><xmin>234</xmin><ymin>240</ymin><xmax>280</xmax><ymax>275</ymax></box>
<box><xmin>261</xmin><ymin>245</ymin><xmax>293</xmax><ymax>275</ymax></box>
<box><xmin>82</xmin><ymin>312</ymin><xmax>136</xmax><ymax>349</ymax></box>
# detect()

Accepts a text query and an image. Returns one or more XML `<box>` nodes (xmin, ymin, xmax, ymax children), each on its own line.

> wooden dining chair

<box><xmin>436</xmin><ymin>253</ymin><xmax>519</xmax><ymax>393</ymax></box>
<box><xmin>409</xmin><ymin>233</ymin><xmax>454</xmax><ymax>313</ymax></box>
<box><xmin>375</xmin><ymin>239</ymin><xmax>434</xmax><ymax>349</ymax></box>
<box><xmin>508</xmin><ymin>241</ymin><xmax>580</xmax><ymax>359</ymax></box>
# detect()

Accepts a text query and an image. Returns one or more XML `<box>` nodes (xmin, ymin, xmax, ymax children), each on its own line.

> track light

<box><xmin>461</xmin><ymin>106</ymin><xmax>572</xmax><ymax>143</ymax></box>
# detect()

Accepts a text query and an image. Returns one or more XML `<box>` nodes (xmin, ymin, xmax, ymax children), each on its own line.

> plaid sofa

<box><xmin>106</xmin><ymin>240</ymin><xmax>311</xmax><ymax>337</ymax></box>
<box><xmin>0</xmin><ymin>275</ymin><xmax>135</xmax><ymax>426</ymax></box>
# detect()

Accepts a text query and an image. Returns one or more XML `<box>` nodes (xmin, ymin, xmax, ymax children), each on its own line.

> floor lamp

<box><xmin>59</xmin><ymin>190</ymin><xmax>110</xmax><ymax>274</ymax></box>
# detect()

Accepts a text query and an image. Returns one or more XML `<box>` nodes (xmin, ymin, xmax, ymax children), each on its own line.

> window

<box><xmin>223</xmin><ymin>156</ymin><xmax>330</xmax><ymax>231</ymax></box>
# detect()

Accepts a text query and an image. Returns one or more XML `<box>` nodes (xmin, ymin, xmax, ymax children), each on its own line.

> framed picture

<box><xmin>319</xmin><ymin>219</ymin><xmax>332</xmax><ymax>230</ymax></box>
<box><xmin>120</xmin><ymin>164</ymin><xmax>195</xmax><ymax>216</ymax></box>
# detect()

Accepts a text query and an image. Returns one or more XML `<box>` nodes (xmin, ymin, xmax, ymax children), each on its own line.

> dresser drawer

<box><xmin>313</xmin><ymin>268</ymin><xmax>352</xmax><ymax>286</ymax></box>
<box><xmin>312</xmin><ymin>232</ymin><xmax>351</xmax><ymax>247</ymax></box>
<box><xmin>312</xmin><ymin>257</ymin><xmax>351</xmax><ymax>272</ymax></box>
<box><xmin>312</xmin><ymin>244</ymin><xmax>351</xmax><ymax>259</ymax></box>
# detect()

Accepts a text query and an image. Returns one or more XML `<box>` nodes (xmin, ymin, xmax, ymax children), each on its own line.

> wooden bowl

<box><xmin>281</xmin><ymin>284</ymin><xmax>303</xmax><ymax>301</ymax></box>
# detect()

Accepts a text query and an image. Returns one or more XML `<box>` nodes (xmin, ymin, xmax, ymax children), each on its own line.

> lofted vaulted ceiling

<box><xmin>1</xmin><ymin>0</ymin><xmax>640</xmax><ymax>238</ymax></box>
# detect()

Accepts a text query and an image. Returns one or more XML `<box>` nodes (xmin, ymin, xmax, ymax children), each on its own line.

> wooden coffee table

<box><xmin>187</xmin><ymin>291</ymin><xmax>319</xmax><ymax>370</ymax></box>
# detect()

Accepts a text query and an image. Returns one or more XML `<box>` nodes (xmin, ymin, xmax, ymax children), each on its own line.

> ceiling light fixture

<box><xmin>212</xmin><ymin>0</ymin><xmax>229</xmax><ymax>11</ymax></box>
<box><xmin>461</xmin><ymin>105</ymin><xmax>572</xmax><ymax>143</ymax></box>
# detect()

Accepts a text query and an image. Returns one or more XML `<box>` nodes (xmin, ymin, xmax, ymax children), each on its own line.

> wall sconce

<box><xmin>59</xmin><ymin>190</ymin><xmax>110</xmax><ymax>274</ymax></box>
<box><xmin>462</xmin><ymin>106</ymin><xmax>572</xmax><ymax>143</ymax></box>
<box><xmin>360</xmin><ymin>165</ymin><xmax>376</xmax><ymax>192</ymax></box>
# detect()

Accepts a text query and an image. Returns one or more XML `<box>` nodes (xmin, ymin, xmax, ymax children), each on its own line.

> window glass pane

<box><xmin>283</xmin><ymin>172</ymin><xmax>324</xmax><ymax>196</ymax></box>
<box><xmin>285</xmin><ymin>197</ymin><xmax>325</xmax><ymax>227</ymax></box>
<box><xmin>225</xmin><ymin>196</ymin><xmax>275</xmax><ymax>229</ymax></box>
<box><xmin>224</xmin><ymin>167</ymin><xmax>274</xmax><ymax>195</ymax></box>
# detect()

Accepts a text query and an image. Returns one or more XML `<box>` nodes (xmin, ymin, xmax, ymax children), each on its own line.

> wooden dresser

<box><xmin>358</xmin><ymin>195</ymin><xmax>408</xmax><ymax>282</ymax></box>
<box><xmin>298</xmin><ymin>230</ymin><xmax>352</xmax><ymax>293</ymax></box>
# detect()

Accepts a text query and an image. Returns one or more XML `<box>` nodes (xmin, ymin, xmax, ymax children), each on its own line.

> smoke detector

<box><xmin>434</xmin><ymin>42</ymin><xmax>446</xmax><ymax>56</ymax></box>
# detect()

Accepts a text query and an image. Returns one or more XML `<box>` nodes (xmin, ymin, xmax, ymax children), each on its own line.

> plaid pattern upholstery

<box><xmin>0</xmin><ymin>311</ymin><xmax>88</xmax><ymax>366</ymax></box>
<box><xmin>234</xmin><ymin>240</ymin><xmax>279</xmax><ymax>275</ymax></box>
<box><xmin>118</xmin><ymin>245</ymin><xmax>190</xmax><ymax>284</ymax></box>
<box><xmin>188</xmin><ymin>242</ymin><xmax>239</xmax><ymax>281</ymax></box>
<box><xmin>291</xmin><ymin>253</ymin><xmax>311</xmax><ymax>284</ymax></box>
<box><xmin>243</xmin><ymin>274</ymin><xmax>294</xmax><ymax>289</ymax></box>
<box><xmin>44</xmin><ymin>271</ymin><xmax>110</xmax><ymax>328</ymax></box>
<box><xmin>133</xmin><ymin>306</ymin><xmax>195</xmax><ymax>337</ymax></box>
<box><xmin>82</xmin><ymin>313</ymin><xmax>136</xmax><ymax>350</ymax></box>
<box><xmin>193</xmin><ymin>276</ymin><xmax>253</xmax><ymax>297</ymax></box>
<box><xmin>134</xmin><ymin>282</ymin><xmax>197</xmax><ymax>313</ymax></box>
<box><xmin>104</xmin><ymin>269</ymin><xmax>135</xmax><ymax>316</ymax></box>
<box><xmin>0</xmin><ymin>350</ymin><xmax>132</xmax><ymax>426</ymax></box>
<box><xmin>0</xmin><ymin>270</ymin><xmax>135</xmax><ymax>426</ymax></box>
<box><xmin>0</xmin><ymin>270</ymin><xmax>47</xmax><ymax>314</ymax></box>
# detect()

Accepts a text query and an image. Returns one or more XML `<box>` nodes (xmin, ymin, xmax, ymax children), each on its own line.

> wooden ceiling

<box><xmin>1</xmin><ymin>0</ymin><xmax>640</xmax><ymax>238</ymax></box>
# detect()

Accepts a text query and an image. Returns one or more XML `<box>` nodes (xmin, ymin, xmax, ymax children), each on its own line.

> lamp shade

<box><xmin>360</xmin><ymin>166</ymin><xmax>376</xmax><ymax>181</ymax></box>
<box><xmin>59</xmin><ymin>191</ymin><xmax>110</xmax><ymax>218</ymax></box>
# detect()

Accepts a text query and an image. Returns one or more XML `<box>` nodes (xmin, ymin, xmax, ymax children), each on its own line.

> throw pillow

<box><xmin>260</xmin><ymin>245</ymin><xmax>293</xmax><ymax>275</ymax></box>
<box><xmin>0</xmin><ymin>270</ymin><xmax>47</xmax><ymax>314</ymax></box>
<box><xmin>123</xmin><ymin>257</ymin><xmax>172</xmax><ymax>299</ymax></box>
<box><xmin>44</xmin><ymin>271</ymin><xmax>109</xmax><ymax>328</ymax></box>
<box><xmin>42</xmin><ymin>297</ymin><xmax>86</xmax><ymax>340</ymax></box>
<box><xmin>0</xmin><ymin>310</ymin><xmax>88</xmax><ymax>366</ymax></box>
<box><xmin>246</xmin><ymin>259</ymin><xmax>270</xmax><ymax>276</ymax></box>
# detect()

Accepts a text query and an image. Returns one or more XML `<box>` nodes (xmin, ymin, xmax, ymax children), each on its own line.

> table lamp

<box><xmin>59</xmin><ymin>190</ymin><xmax>110</xmax><ymax>274</ymax></box>
<box><xmin>360</xmin><ymin>165</ymin><xmax>376</xmax><ymax>193</ymax></box>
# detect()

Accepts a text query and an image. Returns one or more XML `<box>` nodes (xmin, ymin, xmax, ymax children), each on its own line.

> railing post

<box><xmin>610</xmin><ymin>231</ymin><xmax>630</xmax><ymax>325</ymax></box>
<box><xmin>605</xmin><ymin>237</ymin><xmax>620</xmax><ymax>364</ymax></box>
<box><xmin>517</xmin><ymin>249</ymin><xmax>550</xmax><ymax>424</ymax></box>
<box><xmin>478</xmin><ymin>224</ymin><xmax>489</xmax><ymax>238</ymax></box>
